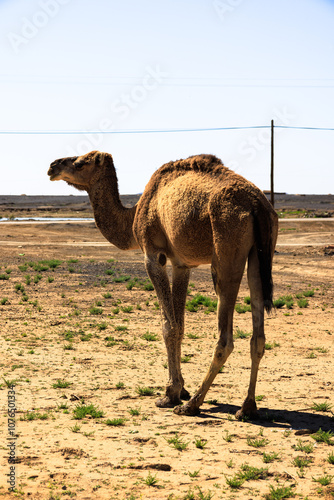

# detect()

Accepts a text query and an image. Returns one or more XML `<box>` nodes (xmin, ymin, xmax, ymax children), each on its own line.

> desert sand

<box><xmin>0</xmin><ymin>200</ymin><xmax>333</xmax><ymax>500</ymax></box>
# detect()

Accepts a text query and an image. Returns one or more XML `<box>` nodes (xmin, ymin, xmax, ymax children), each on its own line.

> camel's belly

<box><xmin>155</xmin><ymin>183</ymin><xmax>214</xmax><ymax>265</ymax></box>
<box><xmin>161</xmin><ymin>217</ymin><xmax>214</xmax><ymax>266</ymax></box>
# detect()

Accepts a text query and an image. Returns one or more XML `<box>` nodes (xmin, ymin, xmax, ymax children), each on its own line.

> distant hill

<box><xmin>0</xmin><ymin>194</ymin><xmax>141</xmax><ymax>211</ymax></box>
<box><xmin>0</xmin><ymin>193</ymin><xmax>333</xmax><ymax>216</ymax></box>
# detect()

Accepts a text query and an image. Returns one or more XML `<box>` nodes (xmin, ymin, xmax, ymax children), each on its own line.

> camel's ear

<box><xmin>73</xmin><ymin>156</ymin><xmax>86</xmax><ymax>169</ymax></box>
<box><xmin>93</xmin><ymin>151</ymin><xmax>103</xmax><ymax>166</ymax></box>
<box><xmin>95</xmin><ymin>152</ymin><xmax>113</xmax><ymax>168</ymax></box>
<box><xmin>74</xmin><ymin>151</ymin><xmax>103</xmax><ymax>168</ymax></box>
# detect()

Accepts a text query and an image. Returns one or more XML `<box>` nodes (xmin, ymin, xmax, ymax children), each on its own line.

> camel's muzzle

<box><xmin>48</xmin><ymin>156</ymin><xmax>77</xmax><ymax>180</ymax></box>
<box><xmin>47</xmin><ymin>165</ymin><xmax>56</xmax><ymax>179</ymax></box>
<box><xmin>47</xmin><ymin>161</ymin><xmax>63</xmax><ymax>180</ymax></box>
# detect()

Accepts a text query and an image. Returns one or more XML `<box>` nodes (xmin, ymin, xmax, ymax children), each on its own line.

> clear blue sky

<box><xmin>1</xmin><ymin>0</ymin><xmax>333</xmax><ymax>195</ymax></box>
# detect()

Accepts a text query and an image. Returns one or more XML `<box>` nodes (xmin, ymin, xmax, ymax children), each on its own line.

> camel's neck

<box><xmin>87</xmin><ymin>176</ymin><xmax>139</xmax><ymax>251</ymax></box>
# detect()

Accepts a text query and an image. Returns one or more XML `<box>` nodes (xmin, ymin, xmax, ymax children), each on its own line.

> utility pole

<box><xmin>270</xmin><ymin>119</ymin><xmax>274</xmax><ymax>207</ymax></box>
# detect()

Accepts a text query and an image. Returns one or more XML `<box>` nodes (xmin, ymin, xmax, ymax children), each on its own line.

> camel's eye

<box><xmin>75</xmin><ymin>162</ymin><xmax>84</xmax><ymax>170</ymax></box>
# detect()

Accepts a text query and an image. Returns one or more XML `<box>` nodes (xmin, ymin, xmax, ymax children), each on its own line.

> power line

<box><xmin>2</xmin><ymin>76</ymin><xmax>334</xmax><ymax>88</ymax></box>
<box><xmin>0</xmin><ymin>125</ymin><xmax>334</xmax><ymax>135</ymax></box>
<box><xmin>275</xmin><ymin>125</ymin><xmax>334</xmax><ymax>131</ymax></box>
<box><xmin>0</xmin><ymin>126</ymin><xmax>270</xmax><ymax>135</ymax></box>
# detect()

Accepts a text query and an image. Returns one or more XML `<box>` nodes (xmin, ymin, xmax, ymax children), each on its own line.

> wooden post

<box><xmin>270</xmin><ymin>119</ymin><xmax>274</xmax><ymax>207</ymax></box>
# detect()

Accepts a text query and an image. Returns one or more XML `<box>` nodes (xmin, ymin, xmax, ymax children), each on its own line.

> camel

<box><xmin>48</xmin><ymin>150</ymin><xmax>278</xmax><ymax>418</ymax></box>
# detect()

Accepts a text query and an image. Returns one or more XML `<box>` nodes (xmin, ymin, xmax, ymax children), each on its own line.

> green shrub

<box><xmin>142</xmin><ymin>332</ymin><xmax>158</xmax><ymax>341</ymax></box>
<box><xmin>126</xmin><ymin>279</ymin><xmax>137</xmax><ymax>290</ymax></box>
<box><xmin>312</xmin><ymin>428</ymin><xmax>334</xmax><ymax>444</ymax></box>
<box><xmin>105</xmin><ymin>269</ymin><xmax>115</xmax><ymax>275</ymax></box>
<box><xmin>80</xmin><ymin>333</ymin><xmax>92</xmax><ymax>342</ymax></box>
<box><xmin>136</xmin><ymin>386</ymin><xmax>154</xmax><ymax>396</ymax></box>
<box><xmin>234</xmin><ymin>328</ymin><xmax>251</xmax><ymax>339</ymax></box>
<box><xmin>44</xmin><ymin>259</ymin><xmax>62</xmax><ymax>269</ymax></box>
<box><xmin>273</xmin><ymin>297</ymin><xmax>285</xmax><ymax>308</ymax></box>
<box><xmin>167</xmin><ymin>433</ymin><xmax>189</xmax><ymax>451</ymax></box>
<box><xmin>114</xmin><ymin>275</ymin><xmax>131</xmax><ymax>283</ymax></box>
<box><xmin>97</xmin><ymin>322</ymin><xmax>107</xmax><ymax>331</ymax></box>
<box><xmin>106</xmin><ymin>418</ymin><xmax>126</xmax><ymax>426</ymax></box>
<box><xmin>264</xmin><ymin>484</ymin><xmax>295</xmax><ymax>500</ymax></box>
<box><xmin>115</xmin><ymin>325</ymin><xmax>128</xmax><ymax>332</ymax></box>
<box><xmin>194</xmin><ymin>438</ymin><xmax>207</xmax><ymax>449</ymax></box>
<box><xmin>142</xmin><ymin>280</ymin><xmax>154</xmax><ymax>291</ymax></box>
<box><xmin>89</xmin><ymin>306</ymin><xmax>103</xmax><ymax>315</ymax></box>
<box><xmin>52</xmin><ymin>380</ymin><xmax>72</xmax><ymax>389</ymax></box>
<box><xmin>238</xmin><ymin>463</ymin><xmax>269</xmax><ymax>481</ymax></box>
<box><xmin>15</xmin><ymin>283</ymin><xmax>25</xmax><ymax>293</ymax></box>
<box><xmin>121</xmin><ymin>306</ymin><xmax>133</xmax><ymax>313</ymax></box>
<box><xmin>186</xmin><ymin>294</ymin><xmax>217</xmax><ymax>313</ymax></box>
<box><xmin>73</xmin><ymin>404</ymin><xmax>104</xmax><ymax>420</ymax></box>
<box><xmin>235</xmin><ymin>303</ymin><xmax>251</xmax><ymax>314</ymax></box>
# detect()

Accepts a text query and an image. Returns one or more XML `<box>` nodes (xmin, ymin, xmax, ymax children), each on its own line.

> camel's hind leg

<box><xmin>236</xmin><ymin>245</ymin><xmax>265</xmax><ymax>419</ymax></box>
<box><xmin>174</xmin><ymin>251</ymin><xmax>248</xmax><ymax>416</ymax></box>
<box><xmin>145</xmin><ymin>253</ymin><xmax>190</xmax><ymax>407</ymax></box>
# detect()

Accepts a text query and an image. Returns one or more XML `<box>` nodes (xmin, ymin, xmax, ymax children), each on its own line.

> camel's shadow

<box><xmin>195</xmin><ymin>403</ymin><xmax>334</xmax><ymax>431</ymax></box>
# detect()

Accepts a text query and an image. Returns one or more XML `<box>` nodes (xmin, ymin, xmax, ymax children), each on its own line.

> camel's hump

<box><xmin>142</xmin><ymin>154</ymin><xmax>230</xmax><ymax>196</ymax></box>
<box><xmin>158</xmin><ymin>154</ymin><xmax>226</xmax><ymax>177</ymax></box>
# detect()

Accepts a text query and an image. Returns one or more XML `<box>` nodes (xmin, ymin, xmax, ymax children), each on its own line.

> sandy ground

<box><xmin>0</xmin><ymin>219</ymin><xmax>334</xmax><ymax>500</ymax></box>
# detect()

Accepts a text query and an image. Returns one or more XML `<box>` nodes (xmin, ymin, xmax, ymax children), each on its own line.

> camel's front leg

<box><xmin>174</xmin><ymin>293</ymin><xmax>235</xmax><ymax>415</ymax></box>
<box><xmin>172</xmin><ymin>264</ymin><xmax>191</xmax><ymax>400</ymax></box>
<box><xmin>145</xmin><ymin>254</ymin><xmax>188</xmax><ymax>407</ymax></box>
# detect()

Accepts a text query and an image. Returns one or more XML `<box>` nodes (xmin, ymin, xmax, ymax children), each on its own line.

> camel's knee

<box><xmin>163</xmin><ymin>328</ymin><xmax>179</xmax><ymax>344</ymax></box>
<box><xmin>213</xmin><ymin>340</ymin><xmax>234</xmax><ymax>367</ymax></box>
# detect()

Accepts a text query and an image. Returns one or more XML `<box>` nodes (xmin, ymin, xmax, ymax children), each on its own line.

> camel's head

<box><xmin>48</xmin><ymin>151</ymin><xmax>113</xmax><ymax>191</ymax></box>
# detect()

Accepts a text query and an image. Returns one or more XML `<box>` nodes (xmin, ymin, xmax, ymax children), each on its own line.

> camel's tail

<box><xmin>252</xmin><ymin>203</ymin><xmax>278</xmax><ymax>313</ymax></box>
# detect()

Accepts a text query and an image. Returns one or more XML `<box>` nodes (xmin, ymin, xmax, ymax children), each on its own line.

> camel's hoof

<box><xmin>173</xmin><ymin>403</ymin><xmax>200</xmax><ymax>416</ymax></box>
<box><xmin>155</xmin><ymin>396</ymin><xmax>180</xmax><ymax>408</ymax></box>
<box><xmin>180</xmin><ymin>387</ymin><xmax>191</xmax><ymax>401</ymax></box>
<box><xmin>235</xmin><ymin>402</ymin><xmax>258</xmax><ymax>420</ymax></box>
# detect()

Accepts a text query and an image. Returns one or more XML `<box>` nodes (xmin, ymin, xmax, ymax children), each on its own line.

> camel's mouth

<box><xmin>48</xmin><ymin>172</ymin><xmax>60</xmax><ymax>181</ymax></box>
<box><xmin>47</xmin><ymin>166</ymin><xmax>62</xmax><ymax>181</ymax></box>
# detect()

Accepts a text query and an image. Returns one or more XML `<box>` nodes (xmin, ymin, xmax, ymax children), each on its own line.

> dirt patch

<box><xmin>0</xmin><ymin>222</ymin><xmax>333</xmax><ymax>500</ymax></box>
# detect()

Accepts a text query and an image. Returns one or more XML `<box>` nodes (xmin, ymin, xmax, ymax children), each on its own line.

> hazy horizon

<box><xmin>1</xmin><ymin>191</ymin><xmax>333</xmax><ymax>198</ymax></box>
